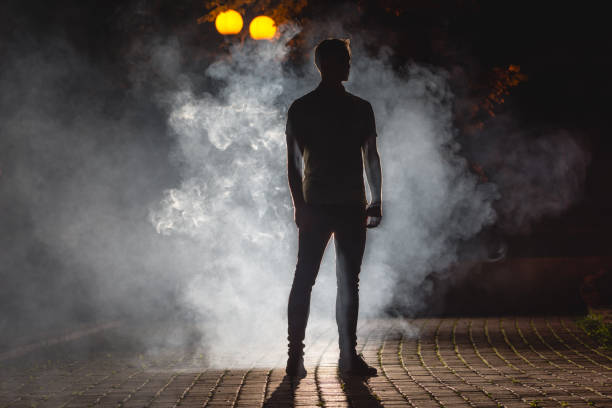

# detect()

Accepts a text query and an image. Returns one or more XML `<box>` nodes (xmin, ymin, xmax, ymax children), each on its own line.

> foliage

<box><xmin>463</xmin><ymin>64</ymin><xmax>528</xmax><ymax>135</ymax></box>
<box><xmin>577</xmin><ymin>313</ymin><xmax>612</xmax><ymax>349</ymax></box>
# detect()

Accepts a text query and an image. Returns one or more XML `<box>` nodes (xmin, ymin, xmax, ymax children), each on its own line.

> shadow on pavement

<box><xmin>341</xmin><ymin>374</ymin><xmax>384</xmax><ymax>408</ymax></box>
<box><xmin>263</xmin><ymin>375</ymin><xmax>296</xmax><ymax>407</ymax></box>
<box><xmin>263</xmin><ymin>374</ymin><xmax>383</xmax><ymax>407</ymax></box>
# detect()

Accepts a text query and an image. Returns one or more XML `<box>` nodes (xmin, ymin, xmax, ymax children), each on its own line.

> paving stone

<box><xmin>2</xmin><ymin>317</ymin><xmax>612</xmax><ymax>407</ymax></box>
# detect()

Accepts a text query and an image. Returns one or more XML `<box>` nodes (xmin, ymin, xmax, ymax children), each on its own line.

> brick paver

<box><xmin>1</xmin><ymin>317</ymin><xmax>611</xmax><ymax>407</ymax></box>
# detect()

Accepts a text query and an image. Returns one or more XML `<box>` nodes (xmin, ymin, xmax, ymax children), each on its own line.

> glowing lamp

<box><xmin>215</xmin><ymin>10</ymin><xmax>243</xmax><ymax>35</ymax></box>
<box><xmin>249</xmin><ymin>16</ymin><xmax>277</xmax><ymax>40</ymax></box>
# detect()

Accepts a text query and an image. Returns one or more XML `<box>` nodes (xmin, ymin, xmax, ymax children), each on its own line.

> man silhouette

<box><xmin>285</xmin><ymin>38</ymin><xmax>382</xmax><ymax>377</ymax></box>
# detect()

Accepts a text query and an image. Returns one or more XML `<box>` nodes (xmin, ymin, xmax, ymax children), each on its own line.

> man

<box><xmin>285</xmin><ymin>38</ymin><xmax>382</xmax><ymax>377</ymax></box>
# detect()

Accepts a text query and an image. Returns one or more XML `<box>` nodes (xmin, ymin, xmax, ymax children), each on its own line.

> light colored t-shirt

<box><xmin>286</xmin><ymin>83</ymin><xmax>377</xmax><ymax>206</ymax></box>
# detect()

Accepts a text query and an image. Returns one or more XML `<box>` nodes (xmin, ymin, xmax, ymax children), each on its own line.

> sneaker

<box><xmin>285</xmin><ymin>355</ymin><xmax>307</xmax><ymax>378</ymax></box>
<box><xmin>338</xmin><ymin>353</ymin><xmax>377</xmax><ymax>377</ymax></box>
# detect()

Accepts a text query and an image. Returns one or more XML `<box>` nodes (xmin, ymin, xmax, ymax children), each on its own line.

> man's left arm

<box><xmin>362</xmin><ymin>103</ymin><xmax>382</xmax><ymax>228</ymax></box>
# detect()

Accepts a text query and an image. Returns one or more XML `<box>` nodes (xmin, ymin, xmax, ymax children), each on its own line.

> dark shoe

<box><xmin>339</xmin><ymin>353</ymin><xmax>377</xmax><ymax>377</ymax></box>
<box><xmin>286</xmin><ymin>355</ymin><xmax>307</xmax><ymax>378</ymax></box>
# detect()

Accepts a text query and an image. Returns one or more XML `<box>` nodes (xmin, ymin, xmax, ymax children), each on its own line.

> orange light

<box><xmin>215</xmin><ymin>9</ymin><xmax>243</xmax><ymax>35</ymax></box>
<box><xmin>249</xmin><ymin>16</ymin><xmax>277</xmax><ymax>40</ymax></box>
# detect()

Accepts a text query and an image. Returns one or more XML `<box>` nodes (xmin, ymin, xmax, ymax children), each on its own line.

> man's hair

<box><xmin>314</xmin><ymin>38</ymin><xmax>351</xmax><ymax>72</ymax></box>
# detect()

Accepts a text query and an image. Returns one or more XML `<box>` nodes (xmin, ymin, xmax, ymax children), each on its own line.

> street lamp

<box><xmin>214</xmin><ymin>9</ymin><xmax>243</xmax><ymax>35</ymax></box>
<box><xmin>249</xmin><ymin>16</ymin><xmax>276</xmax><ymax>40</ymax></box>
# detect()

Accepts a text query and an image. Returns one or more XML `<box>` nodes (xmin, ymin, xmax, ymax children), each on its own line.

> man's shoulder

<box><xmin>345</xmin><ymin>91</ymin><xmax>373</xmax><ymax>110</ymax></box>
<box><xmin>289</xmin><ymin>90</ymin><xmax>318</xmax><ymax>112</ymax></box>
<box><xmin>289</xmin><ymin>89</ymin><xmax>373</xmax><ymax>115</ymax></box>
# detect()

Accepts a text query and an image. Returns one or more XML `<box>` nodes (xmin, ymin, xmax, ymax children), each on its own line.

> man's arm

<box><xmin>362</xmin><ymin>101</ymin><xmax>382</xmax><ymax>228</ymax></box>
<box><xmin>286</xmin><ymin>130</ymin><xmax>306</xmax><ymax>226</ymax></box>
<box><xmin>363</xmin><ymin>133</ymin><xmax>382</xmax><ymax>228</ymax></box>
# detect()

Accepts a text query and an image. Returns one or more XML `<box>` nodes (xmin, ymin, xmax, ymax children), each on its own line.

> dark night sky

<box><xmin>4</xmin><ymin>0</ymin><xmax>611</xmax><ymax>124</ymax></box>
<box><xmin>5</xmin><ymin>1</ymin><xmax>611</xmax><ymax>145</ymax></box>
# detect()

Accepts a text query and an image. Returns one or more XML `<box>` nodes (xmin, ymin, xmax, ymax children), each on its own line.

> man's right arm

<box><xmin>286</xmin><ymin>107</ymin><xmax>306</xmax><ymax>226</ymax></box>
<box><xmin>362</xmin><ymin>102</ymin><xmax>382</xmax><ymax>228</ymax></box>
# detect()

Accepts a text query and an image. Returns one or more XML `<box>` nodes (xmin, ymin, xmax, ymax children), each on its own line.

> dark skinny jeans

<box><xmin>287</xmin><ymin>203</ymin><xmax>367</xmax><ymax>357</ymax></box>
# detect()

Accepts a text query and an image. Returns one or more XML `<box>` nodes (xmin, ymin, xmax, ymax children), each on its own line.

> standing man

<box><xmin>285</xmin><ymin>38</ymin><xmax>382</xmax><ymax>377</ymax></box>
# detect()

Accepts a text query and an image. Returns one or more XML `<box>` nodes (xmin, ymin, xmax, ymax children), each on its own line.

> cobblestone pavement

<box><xmin>2</xmin><ymin>317</ymin><xmax>611</xmax><ymax>407</ymax></box>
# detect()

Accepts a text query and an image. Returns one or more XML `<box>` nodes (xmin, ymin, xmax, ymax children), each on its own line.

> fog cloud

<box><xmin>0</xmin><ymin>10</ymin><xmax>589</xmax><ymax>366</ymax></box>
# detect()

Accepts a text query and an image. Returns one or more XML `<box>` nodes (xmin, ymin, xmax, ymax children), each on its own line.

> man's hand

<box><xmin>366</xmin><ymin>202</ymin><xmax>382</xmax><ymax>228</ymax></box>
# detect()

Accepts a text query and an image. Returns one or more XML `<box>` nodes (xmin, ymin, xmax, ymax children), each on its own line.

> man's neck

<box><xmin>318</xmin><ymin>79</ymin><xmax>345</xmax><ymax>92</ymax></box>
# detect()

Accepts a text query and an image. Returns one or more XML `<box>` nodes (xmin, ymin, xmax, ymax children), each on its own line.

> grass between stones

<box><xmin>577</xmin><ymin>313</ymin><xmax>612</xmax><ymax>349</ymax></box>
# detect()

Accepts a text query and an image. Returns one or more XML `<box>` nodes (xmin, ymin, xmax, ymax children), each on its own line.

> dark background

<box><xmin>4</xmin><ymin>0</ymin><xmax>611</xmax><ymax>250</ymax></box>
<box><xmin>1</xmin><ymin>0</ymin><xmax>611</xmax><ymax>342</ymax></box>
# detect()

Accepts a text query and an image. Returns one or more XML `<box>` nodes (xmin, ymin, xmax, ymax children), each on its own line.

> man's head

<box><xmin>314</xmin><ymin>38</ymin><xmax>351</xmax><ymax>82</ymax></box>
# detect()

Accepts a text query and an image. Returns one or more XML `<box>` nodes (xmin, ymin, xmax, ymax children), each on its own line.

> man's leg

<box><xmin>287</xmin><ymin>209</ymin><xmax>332</xmax><ymax>372</ymax></box>
<box><xmin>333</xmin><ymin>207</ymin><xmax>366</xmax><ymax>359</ymax></box>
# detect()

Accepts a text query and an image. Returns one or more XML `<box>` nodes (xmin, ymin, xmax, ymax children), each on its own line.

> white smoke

<box><xmin>148</xmin><ymin>25</ymin><xmax>499</xmax><ymax>363</ymax></box>
<box><xmin>0</xmin><ymin>10</ymin><xmax>589</xmax><ymax>366</ymax></box>
<box><xmin>471</xmin><ymin>124</ymin><xmax>589</xmax><ymax>234</ymax></box>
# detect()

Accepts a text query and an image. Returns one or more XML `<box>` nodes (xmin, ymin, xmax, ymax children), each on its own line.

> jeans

<box><xmin>287</xmin><ymin>204</ymin><xmax>367</xmax><ymax>356</ymax></box>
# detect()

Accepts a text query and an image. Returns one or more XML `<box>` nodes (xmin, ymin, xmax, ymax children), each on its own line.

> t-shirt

<box><xmin>286</xmin><ymin>83</ymin><xmax>377</xmax><ymax>206</ymax></box>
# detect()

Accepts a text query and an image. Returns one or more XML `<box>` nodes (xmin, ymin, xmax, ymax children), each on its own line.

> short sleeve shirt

<box><xmin>286</xmin><ymin>84</ymin><xmax>377</xmax><ymax>206</ymax></box>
